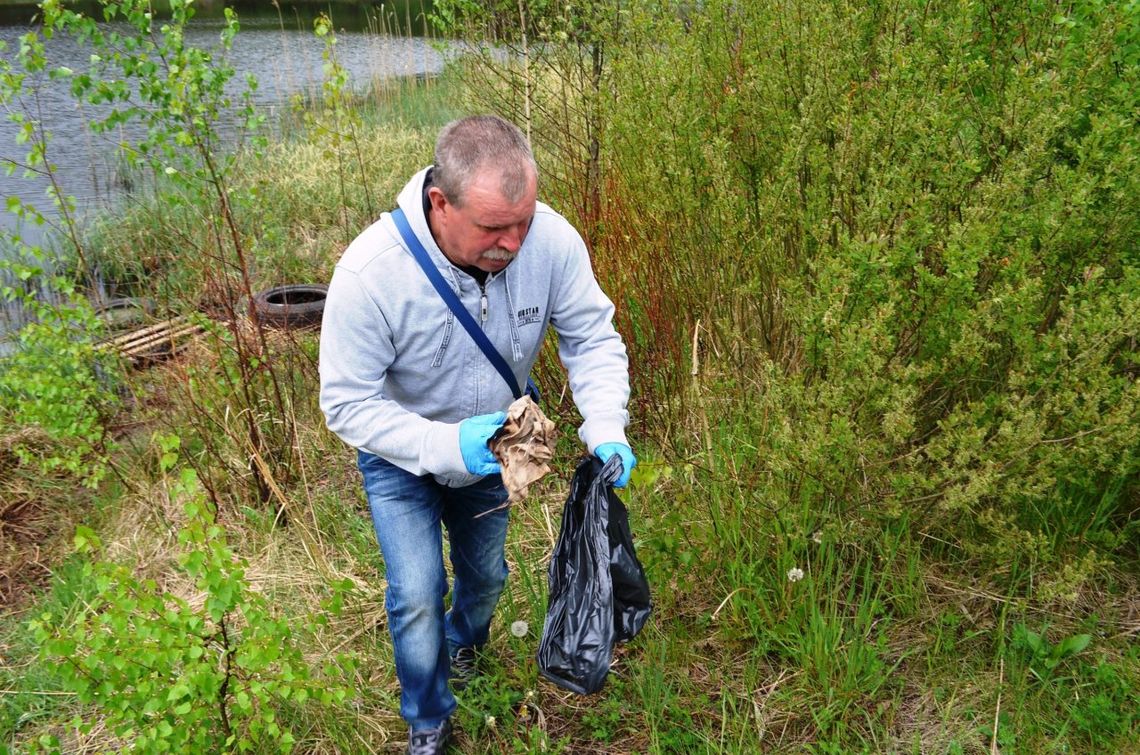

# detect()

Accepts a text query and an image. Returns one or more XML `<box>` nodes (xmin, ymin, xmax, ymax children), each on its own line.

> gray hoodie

<box><xmin>319</xmin><ymin>167</ymin><xmax>630</xmax><ymax>487</ymax></box>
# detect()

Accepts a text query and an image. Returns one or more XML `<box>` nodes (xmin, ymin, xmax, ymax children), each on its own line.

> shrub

<box><xmin>445</xmin><ymin>0</ymin><xmax>1140</xmax><ymax>586</ymax></box>
<box><xmin>28</xmin><ymin>462</ymin><xmax>354</xmax><ymax>753</ymax></box>
<box><xmin>0</xmin><ymin>279</ymin><xmax>118</xmax><ymax>486</ymax></box>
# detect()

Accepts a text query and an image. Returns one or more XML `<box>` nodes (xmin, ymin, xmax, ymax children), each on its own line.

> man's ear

<box><xmin>427</xmin><ymin>186</ymin><xmax>450</xmax><ymax>215</ymax></box>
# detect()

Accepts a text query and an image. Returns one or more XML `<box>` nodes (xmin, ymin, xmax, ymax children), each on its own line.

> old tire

<box><xmin>95</xmin><ymin>297</ymin><xmax>155</xmax><ymax>330</ymax></box>
<box><xmin>251</xmin><ymin>284</ymin><xmax>328</xmax><ymax>329</ymax></box>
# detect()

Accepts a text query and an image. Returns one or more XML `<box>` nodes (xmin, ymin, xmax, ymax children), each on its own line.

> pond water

<box><xmin>0</xmin><ymin>1</ymin><xmax>444</xmax><ymax>254</ymax></box>
<box><xmin>0</xmin><ymin>1</ymin><xmax>446</xmax><ymax>346</ymax></box>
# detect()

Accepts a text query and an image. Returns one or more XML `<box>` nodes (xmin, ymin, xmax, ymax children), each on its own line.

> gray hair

<box><xmin>433</xmin><ymin>115</ymin><xmax>537</xmax><ymax>207</ymax></box>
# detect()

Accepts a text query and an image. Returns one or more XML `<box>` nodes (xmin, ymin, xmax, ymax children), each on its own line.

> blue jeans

<box><xmin>357</xmin><ymin>450</ymin><xmax>510</xmax><ymax>730</ymax></box>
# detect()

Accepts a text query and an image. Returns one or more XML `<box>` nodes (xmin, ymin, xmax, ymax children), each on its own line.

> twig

<box><xmin>325</xmin><ymin>616</ymin><xmax>385</xmax><ymax>657</ymax></box>
<box><xmin>752</xmin><ymin>668</ymin><xmax>788</xmax><ymax>743</ymax></box>
<box><xmin>691</xmin><ymin>318</ymin><xmax>700</xmax><ymax>377</ymax></box>
<box><xmin>711</xmin><ymin>588</ymin><xmax>747</xmax><ymax>621</ymax></box>
<box><xmin>217</xmin><ymin>618</ymin><xmax>233</xmax><ymax>741</ymax></box>
<box><xmin>1110</xmin><ymin>623</ymin><xmax>1140</xmax><ymax>641</ymax></box>
<box><xmin>991</xmin><ymin>656</ymin><xmax>1004</xmax><ymax>755</ymax></box>
<box><xmin>291</xmin><ymin>421</ymin><xmax>326</xmax><ymax>554</ymax></box>
<box><xmin>540</xmin><ymin>495</ymin><xmax>556</xmax><ymax>550</ymax></box>
<box><xmin>916</xmin><ymin>530</ymin><xmax>961</xmax><ymax>549</ymax></box>
<box><xmin>926</xmin><ymin>574</ymin><xmax>1014</xmax><ymax>606</ymax></box>
<box><xmin>474</xmin><ymin>499</ymin><xmax>512</xmax><ymax>519</ymax></box>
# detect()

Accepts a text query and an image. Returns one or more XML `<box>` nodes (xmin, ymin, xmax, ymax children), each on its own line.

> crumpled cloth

<box><xmin>488</xmin><ymin>395</ymin><xmax>556</xmax><ymax>502</ymax></box>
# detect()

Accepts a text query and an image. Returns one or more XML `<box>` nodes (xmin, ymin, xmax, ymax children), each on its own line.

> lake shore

<box><xmin>0</xmin><ymin>0</ymin><xmax>386</xmax><ymax>6</ymax></box>
<box><xmin>0</xmin><ymin>0</ymin><xmax>432</xmax><ymax>26</ymax></box>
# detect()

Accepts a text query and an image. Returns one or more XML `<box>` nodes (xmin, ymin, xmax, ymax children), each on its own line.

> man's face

<box><xmin>428</xmin><ymin>168</ymin><xmax>537</xmax><ymax>273</ymax></box>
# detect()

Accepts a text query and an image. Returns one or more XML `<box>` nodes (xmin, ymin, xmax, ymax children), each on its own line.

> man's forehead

<box><xmin>468</xmin><ymin>165</ymin><xmax>536</xmax><ymax>195</ymax></box>
<box><xmin>465</xmin><ymin>170</ymin><xmax>536</xmax><ymax>218</ymax></box>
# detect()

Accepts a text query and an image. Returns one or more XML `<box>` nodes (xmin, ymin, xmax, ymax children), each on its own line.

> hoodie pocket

<box><xmin>431</xmin><ymin>310</ymin><xmax>455</xmax><ymax>368</ymax></box>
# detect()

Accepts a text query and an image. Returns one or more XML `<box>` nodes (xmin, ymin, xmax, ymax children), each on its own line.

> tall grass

<box><xmin>459</xmin><ymin>0</ymin><xmax>1140</xmax><ymax>580</ymax></box>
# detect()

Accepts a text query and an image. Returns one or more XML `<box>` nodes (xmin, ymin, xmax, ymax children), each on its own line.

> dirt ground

<box><xmin>0</xmin><ymin>435</ymin><xmax>89</xmax><ymax>611</ymax></box>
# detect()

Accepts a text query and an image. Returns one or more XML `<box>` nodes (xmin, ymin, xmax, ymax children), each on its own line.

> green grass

<box><xmin>0</xmin><ymin>557</ymin><xmax>88</xmax><ymax>742</ymax></box>
<box><xmin>2</xmin><ymin>351</ymin><xmax>1137</xmax><ymax>752</ymax></box>
<box><xmin>2</xmin><ymin>0</ymin><xmax>1138</xmax><ymax>751</ymax></box>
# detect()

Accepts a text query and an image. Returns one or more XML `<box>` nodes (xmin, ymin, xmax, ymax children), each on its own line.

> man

<box><xmin>319</xmin><ymin>115</ymin><xmax>636</xmax><ymax>755</ymax></box>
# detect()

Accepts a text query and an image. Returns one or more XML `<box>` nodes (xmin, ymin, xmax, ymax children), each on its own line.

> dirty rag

<box><xmin>488</xmin><ymin>395</ymin><xmax>556</xmax><ymax>502</ymax></box>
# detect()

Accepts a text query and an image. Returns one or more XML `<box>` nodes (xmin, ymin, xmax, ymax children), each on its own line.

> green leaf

<box><xmin>74</xmin><ymin>525</ymin><xmax>101</xmax><ymax>552</ymax></box>
<box><xmin>166</xmin><ymin>683</ymin><xmax>190</xmax><ymax>702</ymax></box>
<box><xmin>1022</xmin><ymin>628</ymin><xmax>1045</xmax><ymax>656</ymax></box>
<box><xmin>1056</xmin><ymin>634</ymin><xmax>1092</xmax><ymax>659</ymax></box>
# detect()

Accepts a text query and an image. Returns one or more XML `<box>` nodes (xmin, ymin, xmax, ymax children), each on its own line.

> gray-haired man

<box><xmin>319</xmin><ymin>115</ymin><xmax>635</xmax><ymax>754</ymax></box>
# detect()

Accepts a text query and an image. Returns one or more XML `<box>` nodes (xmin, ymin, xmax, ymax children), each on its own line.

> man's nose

<box><xmin>497</xmin><ymin>223</ymin><xmax>526</xmax><ymax>252</ymax></box>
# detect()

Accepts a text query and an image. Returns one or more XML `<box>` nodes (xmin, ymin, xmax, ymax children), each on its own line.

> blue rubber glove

<box><xmin>459</xmin><ymin>411</ymin><xmax>506</xmax><ymax>476</ymax></box>
<box><xmin>595</xmin><ymin>442</ymin><xmax>637</xmax><ymax>488</ymax></box>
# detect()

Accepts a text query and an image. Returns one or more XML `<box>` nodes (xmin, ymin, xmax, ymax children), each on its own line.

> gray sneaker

<box><xmin>449</xmin><ymin>646</ymin><xmax>479</xmax><ymax>689</ymax></box>
<box><xmin>406</xmin><ymin>719</ymin><xmax>451</xmax><ymax>755</ymax></box>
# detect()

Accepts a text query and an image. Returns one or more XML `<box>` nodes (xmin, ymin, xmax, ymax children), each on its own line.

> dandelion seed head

<box><xmin>786</xmin><ymin>567</ymin><xmax>805</xmax><ymax>583</ymax></box>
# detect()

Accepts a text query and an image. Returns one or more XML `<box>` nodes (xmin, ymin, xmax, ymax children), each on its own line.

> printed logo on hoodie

<box><xmin>516</xmin><ymin>306</ymin><xmax>542</xmax><ymax>326</ymax></box>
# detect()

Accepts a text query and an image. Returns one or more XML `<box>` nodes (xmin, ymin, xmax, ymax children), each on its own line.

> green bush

<box><xmin>28</xmin><ymin>462</ymin><xmax>355</xmax><ymax>753</ymax></box>
<box><xmin>553</xmin><ymin>0</ymin><xmax>1137</xmax><ymax>587</ymax></box>
<box><xmin>0</xmin><ymin>282</ymin><xmax>118</xmax><ymax>486</ymax></box>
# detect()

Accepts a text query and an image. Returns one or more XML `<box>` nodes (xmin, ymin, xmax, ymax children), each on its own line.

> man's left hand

<box><xmin>595</xmin><ymin>442</ymin><xmax>636</xmax><ymax>488</ymax></box>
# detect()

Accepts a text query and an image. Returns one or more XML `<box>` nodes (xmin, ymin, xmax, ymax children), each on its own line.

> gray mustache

<box><xmin>481</xmin><ymin>248</ymin><xmax>518</xmax><ymax>261</ymax></box>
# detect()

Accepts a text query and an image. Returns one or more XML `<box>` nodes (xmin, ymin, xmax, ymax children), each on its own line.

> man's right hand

<box><xmin>458</xmin><ymin>411</ymin><xmax>507</xmax><ymax>476</ymax></box>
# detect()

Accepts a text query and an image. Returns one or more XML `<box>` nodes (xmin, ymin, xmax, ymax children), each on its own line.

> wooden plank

<box><xmin>105</xmin><ymin>315</ymin><xmax>192</xmax><ymax>348</ymax></box>
<box><xmin>97</xmin><ymin>315</ymin><xmax>208</xmax><ymax>366</ymax></box>
<box><xmin>116</xmin><ymin>320</ymin><xmax>201</xmax><ymax>354</ymax></box>
<box><xmin>120</xmin><ymin>323</ymin><xmax>205</xmax><ymax>358</ymax></box>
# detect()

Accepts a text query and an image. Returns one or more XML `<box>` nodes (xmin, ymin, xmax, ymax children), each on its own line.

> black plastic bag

<box><xmin>537</xmin><ymin>455</ymin><xmax>652</xmax><ymax>695</ymax></box>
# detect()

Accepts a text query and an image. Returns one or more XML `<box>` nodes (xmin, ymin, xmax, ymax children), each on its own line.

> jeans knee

<box><xmin>386</xmin><ymin>579</ymin><xmax>445</xmax><ymax>623</ymax></box>
<box><xmin>468</xmin><ymin>568</ymin><xmax>508</xmax><ymax>601</ymax></box>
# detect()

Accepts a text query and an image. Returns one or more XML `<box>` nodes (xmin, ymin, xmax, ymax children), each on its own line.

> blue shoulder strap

<box><xmin>391</xmin><ymin>207</ymin><xmax>524</xmax><ymax>400</ymax></box>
